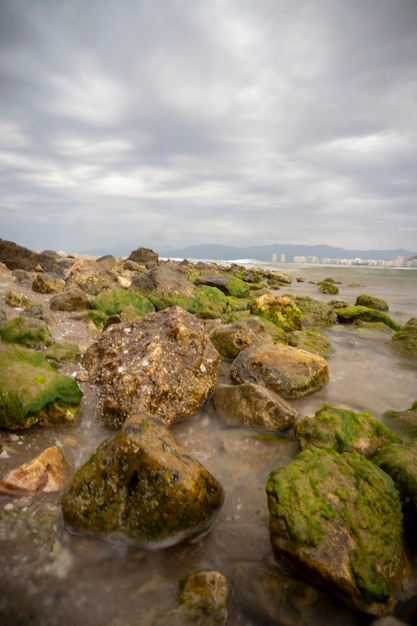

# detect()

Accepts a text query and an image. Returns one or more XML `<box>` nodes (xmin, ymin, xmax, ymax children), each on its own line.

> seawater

<box><xmin>0</xmin><ymin>264</ymin><xmax>416</xmax><ymax>625</ymax></box>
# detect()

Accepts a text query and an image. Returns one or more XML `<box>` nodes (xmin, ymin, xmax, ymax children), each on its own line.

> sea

<box><xmin>1</xmin><ymin>261</ymin><xmax>416</xmax><ymax>625</ymax></box>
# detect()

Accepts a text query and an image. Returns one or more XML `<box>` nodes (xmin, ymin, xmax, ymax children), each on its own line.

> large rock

<box><xmin>214</xmin><ymin>383</ymin><xmax>298</xmax><ymax>431</ymax></box>
<box><xmin>390</xmin><ymin>325</ymin><xmax>417</xmax><ymax>358</ymax></box>
<box><xmin>0</xmin><ymin>342</ymin><xmax>83</xmax><ymax>429</ymax></box>
<box><xmin>0</xmin><ymin>238</ymin><xmax>64</xmax><ymax>275</ymax></box>
<box><xmin>266</xmin><ymin>446</ymin><xmax>414</xmax><ymax>615</ymax></box>
<box><xmin>62</xmin><ymin>415</ymin><xmax>224</xmax><ymax>547</ymax></box>
<box><xmin>230</xmin><ymin>343</ymin><xmax>329</xmax><ymax>398</ymax></box>
<box><xmin>194</xmin><ymin>273</ymin><xmax>250</xmax><ymax>298</ymax></box>
<box><xmin>128</xmin><ymin>246</ymin><xmax>159</xmax><ymax>266</ymax></box>
<box><xmin>209</xmin><ymin>317</ymin><xmax>274</xmax><ymax>359</ymax></box>
<box><xmin>132</xmin><ymin>263</ymin><xmax>194</xmax><ymax>297</ymax></box>
<box><xmin>0</xmin><ymin>446</ymin><xmax>71</xmax><ymax>494</ymax></box>
<box><xmin>0</xmin><ymin>315</ymin><xmax>53</xmax><ymax>349</ymax></box>
<box><xmin>66</xmin><ymin>260</ymin><xmax>119</xmax><ymax>295</ymax></box>
<box><xmin>92</xmin><ymin>287</ymin><xmax>154</xmax><ymax>318</ymax></box>
<box><xmin>49</xmin><ymin>287</ymin><xmax>91</xmax><ymax>311</ymax></box>
<box><xmin>384</xmin><ymin>400</ymin><xmax>417</xmax><ymax>438</ymax></box>
<box><xmin>249</xmin><ymin>294</ymin><xmax>303</xmax><ymax>331</ymax></box>
<box><xmin>82</xmin><ymin>306</ymin><xmax>220</xmax><ymax>427</ymax></box>
<box><xmin>294</xmin><ymin>404</ymin><xmax>400</xmax><ymax>456</ymax></box>
<box><xmin>355</xmin><ymin>294</ymin><xmax>389</xmax><ymax>311</ymax></box>
<box><xmin>32</xmin><ymin>273</ymin><xmax>66</xmax><ymax>294</ymax></box>
<box><xmin>334</xmin><ymin>306</ymin><xmax>401</xmax><ymax>331</ymax></box>
<box><xmin>290</xmin><ymin>295</ymin><xmax>338</xmax><ymax>327</ymax></box>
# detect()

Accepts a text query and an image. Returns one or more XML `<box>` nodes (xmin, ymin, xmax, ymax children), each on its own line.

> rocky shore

<box><xmin>1</xmin><ymin>237</ymin><xmax>417</xmax><ymax>625</ymax></box>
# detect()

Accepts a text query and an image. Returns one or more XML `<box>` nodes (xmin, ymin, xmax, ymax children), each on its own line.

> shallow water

<box><xmin>0</xmin><ymin>265</ymin><xmax>416</xmax><ymax>625</ymax></box>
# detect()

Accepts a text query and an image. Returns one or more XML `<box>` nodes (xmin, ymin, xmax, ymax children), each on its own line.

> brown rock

<box><xmin>32</xmin><ymin>273</ymin><xmax>66</xmax><ymax>294</ymax></box>
<box><xmin>0</xmin><ymin>446</ymin><xmax>71</xmax><ymax>494</ymax></box>
<box><xmin>49</xmin><ymin>287</ymin><xmax>91</xmax><ymax>311</ymax></box>
<box><xmin>209</xmin><ymin>317</ymin><xmax>274</xmax><ymax>359</ymax></box>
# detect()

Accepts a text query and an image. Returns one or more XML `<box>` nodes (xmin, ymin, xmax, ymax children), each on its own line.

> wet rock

<box><xmin>290</xmin><ymin>295</ymin><xmax>338</xmax><ymax>327</ymax></box>
<box><xmin>249</xmin><ymin>294</ymin><xmax>303</xmax><ymax>331</ymax></box>
<box><xmin>287</xmin><ymin>329</ymin><xmax>334</xmax><ymax>356</ymax></box>
<box><xmin>318</xmin><ymin>280</ymin><xmax>339</xmax><ymax>294</ymax></box>
<box><xmin>0</xmin><ymin>315</ymin><xmax>53</xmax><ymax>349</ymax></box>
<box><xmin>384</xmin><ymin>401</ymin><xmax>417</xmax><ymax>437</ymax></box>
<box><xmin>49</xmin><ymin>287</ymin><xmax>91</xmax><ymax>311</ymax></box>
<box><xmin>209</xmin><ymin>317</ymin><xmax>274</xmax><ymax>359</ymax></box>
<box><xmin>0</xmin><ymin>238</ymin><xmax>64</xmax><ymax>275</ymax></box>
<box><xmin>82</xmin><ymin>306</ymin><xmax>220</xmax><ymax>427</ymax></box>
<box><xmin>230</xmin><ymin>343</ymin><xmax>329</xmax><ymax>398</ymax></box>
<box><xmin>0</xmin><ymin>445</ymin><xmax>72</xmax><ymax>494</ymax></box>
<box><xmin>334</xmin><ymin>305</ymin><xmax>401</xmax><ymax>331</ymax></box>
<box><xmin>129</xmin><ymin>246</ymin><xmax>159</xmax><ymax>266</ymax></box>
<box><xmin>194</xmin><ymin>273</ymin><xmax>250</xmax><ymax>298</ymax></box>
<box><xmin>32</xmin><ymin>273</ymin><xmax>66</xmax><ymax>294</ymax></box>
<box><xmin>266</xmin><ymin>446</ymin><xmax>414</xmax><ymax>615</ymax></box>
<box><xmin>62</xmin><ymin>415</ymin><xmax>224</xmax><ymax>547</ymax></box>
<box><xmin>390</xmin><ymin>325</ymin><xmax>417</xmax><ymax>358</ymax></box>
<box><xmin>232</xmin><ymin>562</ymin><xmax>365</xmax><ymax>626</ymax></box>
<box><xmin>355</xmin><ymin>294</ymin><xmax>389</xmax><ymax>311</ymax></box>
<box><xmin>372</xmin><ymin>441</ymin><xmax>417</xmax><ymax>544</ymax></box>
<box><xmin>294</xmin><ymin>404</ymin><xmax>400</xmax><ymax>456</ymax></box>
<box><xmin>156</xmin><ymin>570</ymin><xmax>228</xmax><ymax>626</ymax></box>
<box><xmin>214</xmin><ymin>383</ymin><xmax>298</xmax><ymax>431</ymax></box>
<box><xmin>92</xmin><ymin>287</ymin><xmax>154</xmax><ymax>319</ymax></box>
<box><xmin>0</xmin><ymin>342</ymin><xmax>83</xmax><ymax>429</ymax></box>
<box><xmin>44</xmin><ymin>341</ymin><xmax>81</xmax><ymax>364</ymax></box>
<box><xmin>405</xmin><ymin>317</ymin><xmax>417</xmax><ymax>327</ymax></box>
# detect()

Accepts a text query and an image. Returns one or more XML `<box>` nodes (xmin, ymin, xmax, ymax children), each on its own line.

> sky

<box><xmin>1</xmin><ymin>0</ymin><xmax>417</xmax><ymax>255</ymax></box>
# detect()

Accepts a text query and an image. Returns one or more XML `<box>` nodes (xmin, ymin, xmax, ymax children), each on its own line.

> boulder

<box><xmin>318</xmin><ymin>281</ymin><xmax>339</xmax><ymax>295</ymax></box>
<box><xmin>384</xmin><ymin>401</ymin><xmax>417</xmax><ymax>438</ymax></box>
<box><xmin>249</xmin><ymin>294</ymin><xmax>303</xmax><ymax>331</ymax></box>
<box><xmin>294</xmin><ymin>404</ymin><xmax>400</xmax><ymax>456</ymax></box>
<box><xmin>266</xmin><ymin>446</ymin><xmax>414</xmax><ymax>615</ymax></box>
<box><xmin>0</xmin><ymin>238</ymin><xmax>64</xmax><ymax>276</ymax></box>
<box><xmin>92</xmin><ymin>287</ymin><xmax>154</xmax><ymax>319</ymax></box>
<box><xmin>156</xmin><ymin>570</ymin><xmax>228</xmax><ymax>626</ymax></box>
<box><xmin>62</xmin><ymin>415</ymin><xmax>224</xmax><ymax>547</ymax></box>
<box><xmin>128</xmin><ymin>246</ymin><xmax>159</xmax><ymax>266</ymax></box>
<box><xmin>209</xmin><ymin>317</ymin><xmax>274</xmax><ymax>359</ymax></box>
<box><xmin>232</xmin><ymin>562</ymin><xmax>361</xmax><ymax>626</ymax></box>
<box><xmin>82</xmin><ymin>306</ymin><xmax>220</xmax><ymax>427</ymax></box>
<box><xmin>194</xmin><ymin>273</ymin><xmax>250</xmax><ymax>298</ymax></box>
<box><xmin>213</xmin><ymin>383</ymin><xmax>298</xmax><ymax>431</ymax></box>
<box><xmin>290</xmin><ymin>295</ymin><xmax>338</xmax><ymax>327</ymax></box>
<box><xmin>334</xmin><ymin>306</ymin><xmax>401</xmax><ymax>331</ymax></box>
<box><xmin>0</xmin><ymin>315</ymin><xmax>53</xmax><ymax>349</ymax></box>
<box><xmin>49</xmin><ymin>287</ymin><xmax>91</xmax><ymax>311</ymax></box>
<box><xmin>355</xmin><ymin>294</ymin><xmax>389</xmax><ymax>311</ymax></box>
<box><xmin>0</xmin><ymin>446</ymin><xmax>71</xmax><ymax>494</ymax></box>
<box><xmin>287</xmin><ymin>329</ymin><xmax>334</xmax><ymax>357</ymax></box>
<box><xmin>132</xmin><ymin>263</ymin><xmax>194</xmax><ymax>297</ymax></box>
<box><xmin>390</xmin><ymin>325</ymin><xmax>417</xmax><ymax>358</ymax></box>
<box><xmin>0</xmin><ymin>342</ymin><xmax>83</xmax><ymax>429</ymax></box>
<box><xmin>32</xmin><ymin>273</ymin><xmax>66</xmax><ymax>294</ymax></box>
<box><xmin>230</xmin><ymin>343</ymin><xmax>329</xmax><ymax>398</ymax></box>
<box><xmin>66</xmin><ymin>261</ymin><xmax>119</xmax><ymax>295</ymax></box>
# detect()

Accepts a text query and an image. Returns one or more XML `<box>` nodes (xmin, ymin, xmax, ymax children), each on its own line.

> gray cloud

<box><xmin>1</xmin><ymin>0</ymin><xmax>416</xmax><ymax>254</ymax></box>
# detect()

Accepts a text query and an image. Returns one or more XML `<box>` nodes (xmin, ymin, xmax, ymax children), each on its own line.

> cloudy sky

<box><xmin>1</xmin><ymin>0</ymin><xmax>416</xmax><ymax>255</ymax></box>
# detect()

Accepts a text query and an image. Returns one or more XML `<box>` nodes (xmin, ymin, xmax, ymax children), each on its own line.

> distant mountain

<box><xmin>161</xmin><ymin>243</ymin><xmax>416</xmax><ymax>262</ymax></box>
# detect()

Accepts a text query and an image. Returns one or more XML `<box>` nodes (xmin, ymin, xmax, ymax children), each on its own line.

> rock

<box><xmin>232</xmin><ymin>562</ymin><xmax>362</xmax><ymax>626</ymax></box>
<box><xmin>43</xmin><ymin>341</ymin><xmax>81</xmax><ymax>364</ymax></box>
<box><xmin>334</xmin><ymin>306</ymin><xmax>401</xmax><ymax>331</ymax></box>
<box><xmin>266</xmin><ymin>446</ymin><xmax>414</xmax><ymax>615</ymax></box>
<box><xmin>49</xmin><ymin>287</ymin><xmax>91</xmax><ymax>311</ymax></box>
<box><xmin>294</xmin><ymin>404</ymin><xmax>401</xmax><ymax>456</ymax></box>
<box><xmin>0</xmin><ymin>342</ymin><xmax>83</xmax><ymax>429</ymax></box>
<box><xmin>249</xmin><ymin>294</ymin><xmax>303</xmax><ymax>331</ymax></box>
<box><xmin>194</xmin><ymin>274</ymin><xmax>250</xmax><ymax>298</ymax></box>
<box><xmin>5</xmin><ymin>290</ymin><xmax>31</xmax><ymax>309</ymax></box>
<box><xmin>0</xmin><ymin>315</ymin><xmax>53</xmax><ymax>349</ymax></box>
<box><xmin>213</xmin><ymin>383</ymin><xmax>298</xmax><ymax>431</ymax></box>
<box><xmin>82</xmin><ymin>306</ymin><xmax>220</xmax><ymax>427</ymax></box>
<box><xmin>230</xmin><ymin>343</ymin><xmax>329</xmax><ymax>398</ymax></box>
<box><xmin>290</xmin><ymin>295</ymin><xmax>338</xmax><ymax>327</ymax></box>
<box><xmin>355</xmin><ymin>294</ymin><xmax>389</xmax><ymax>311</ymax></box>
<box><xmin>371</xmin><ymin>441</ymin><xmax>417</xmax><ymax>544</ymax></box>
<box><xmin>91</xmin><ymin>287</ymin><xmax>154</xmax><ymax>319</ymax></box>
<box><xmin>66</xmin><ymin>260</ymin><xmax>120</xmax><ymax>295</ymax></box>
<box><xmin>0</xmin><ymin>445</ymin><xmax>71</xmax><ymax>494</ymax></box>
<box><xmin>390</xmin><ymin>325</ymin><xmax>417</xmax><ymax>358</ymax></box>
<box><xmin>370</xmin><ymin>617</ymin><xmax>409</xmax><ymax>626</ymax></box>
<box><xmin>62</xmin><ymin>415</ymin><xmax>224</xmax><ymax>547</ymax></box>
<box><xmin>156</xmin><ymin>570</ymin><xmax>228</xmax><ymax>626</ymax></box>
<box><xmin>384</xmin><ymin>401</ymin><xmax>417</xmax><ymax>437</ymax></box>
<box><xmin>129</xmin><ymin>246</ymin><xmax>159</xmax><ymax>266</ymax></box>
<box><xmin>287</xmin><ymin>329</ymin><xmax>334</xmax><ymax>356</ymax></box>
<box><xmin>0</xmin><ymin>238</ymin><xmax>64</xmax><ymax>276</ymax></box>
<box><xmin>209</xmin><ymin>317</ymin><xmax>274</xmax><ymax>359</ymax></box>
<box><xmin>32</xmin><ymin>273</ymin><xmax>66</xmax><ymax>294</ymax></box>
<box><xmin>132</xmin><ymin>263</ymin><xmax>195</xmax><ymax>298</ymax></box>
<box><xmin>405</xmin><ymin>317</ymin><xmax>417</xmax><ymax>327</ymax></box>
<box><xmin>318</xmin><ymin>280</ymin><xmax>339</xmax><ymax>295</ymax></box>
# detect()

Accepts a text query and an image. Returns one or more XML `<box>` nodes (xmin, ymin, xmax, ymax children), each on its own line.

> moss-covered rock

<box><xmin>209</xmin><ymin>317</ymin><xmax>273</xmax><ymax>359</ymax></box>
<box><xmin>266</xmin><ymin>446</ymin><xmax>413</xmax><ymax>615</ymax></box>
<box><xmin>287</xmin><ymin>329</ymin><xmax>334</xmax><ymax>357</ymax></box>
<box><xmin>288</xmin><ymin>295</ymin><xmax>338</xmax><ymax>328</ymax></box>
<box><xmin>384</xmin><ymin>400</ymin><xmax>417</xmax><ymax>438</ymax></box>
<box><xmin>148</xmin><ymin>285</ymin><xmax>233</xmax><ymax>319</ymax></box>
<box><xmin>0</xmin><ymin>316</ymin><xmax>53</xmax><ymax>349</ymax></box>
<box><xmin>318</xmin><ymin>281</ymin><xmax>339</xmax><ymax>295</ymax></box>
<box><xmin>194</xmin><ymin>273</ymin><xmax>250</xmax><ymax>298</ymax></box>
<box><xmin>0</xmin><ymin>342</ymin><xmax>82</xmax><ymax>429</ymax></box>
<box><xmin>249</xmin><ymin>294</ymin><xmax>303</xmax><ymax>331</ymax></box>
<box><xmin>44</xmin><ymin>342</ymin><xmax>81</xmax><ymax>364</ymax></box>
<box><xmin>92</xmin><ymin>287</ymin><xmax>155</xmax><ymax>318</ymax></box>
<box><xmin>390</xmin><ymin>325</ymin><xmax>417</xmax><ymax>358</ymax></box>
<box><xmin>355</xmin><ymin>294</ymin><xmax>389</xmax><ymax>311</ymax></box>
<box><xmin>294</xmin><ymin>404</ymin><xmax>401</xmax><ymax>456</ymax></box>
<box><xmin>62</xmin><ymin>415</ymin><xmax>224</xmax><ymax>547</ymax></box>
<box><xmin>334</xmin><ymin>306</ymin><xmax>402</xmax><ymax>331</ymax></box>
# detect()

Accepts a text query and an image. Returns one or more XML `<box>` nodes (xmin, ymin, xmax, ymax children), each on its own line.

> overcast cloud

<box><xmin>1</xmin><ymin>0</ymin><xmax>416</xmax><ymax>254</ymax></box>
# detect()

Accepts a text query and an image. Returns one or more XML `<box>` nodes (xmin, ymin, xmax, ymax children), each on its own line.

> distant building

<box><xmin>293</xmin><ymin>256</ymin><xmax>306</xmax><ymax>263</ymax></box>
<box><xmin>272</xmin><ymin>253</ymin><xmax>277</xmax><ymax>263</ymax></box>
<box><xmin>280</xmin><ymin>253</ymin><xmax>286</xmax><ymax>263</ymax></box>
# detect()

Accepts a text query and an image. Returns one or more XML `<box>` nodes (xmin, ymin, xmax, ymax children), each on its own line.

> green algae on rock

<box><xmin>266</xmin><ymin>446</ymin><xmax>414</xmax><ymax>615</ymax></box>
<box><xmin>294</xmin><ymin>404</ymin><xmax>401</xmax><ymax>456</ymax></box>
<box><xmin>287</xmin><ymin>329</ymin><xmax>334</xmax><ymax>357</ymax></box>
<box><xmin>355</xmin><ymin>294</ymin><xmax>389</xmax><ymax>311</ymax></box>
<box><xmin>249</xmin><ymin>294</ymin><xmax>303</xmax><ymax>331</ymax></box>
<box><xmin>390</xmin><ymin>324</ymin><xmax>417</xmax><ymax>358</ymax></box>
<box><xmin>384</xmin><ymin>400</ymin><xmax>417</xmax><ymax>438</ymax></box>
<box><xmin>62</xmin><ymin>415</ymin><xmax>224</xmax><ymax>548</ymax></box>
<box><xmin>334</xmin><ymin>305</ymin><xmax>402</xmax><ymax>331</ymax></box>
<box><xmin>0</xmin><ymin>315</ymin><xmax>53</xmax><ymax>349</ymax></box>
<box><xmin>0</xmin><ymin>342</ymin><xmax>83</xmax><ymax>429</ymax></box>
<box><xmin>287</xmin><ymin>295</ymin><xmax>338</xmax><ymax>327</ymax></box>
<box><xmin>92</xmin><ymin>287</ymin><xmax>155</xmax><ymax>319</ymax></box>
